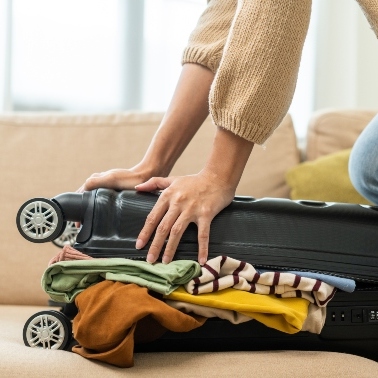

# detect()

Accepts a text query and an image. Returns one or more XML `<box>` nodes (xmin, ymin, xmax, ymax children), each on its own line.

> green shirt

<box><xmin>42</xmin><ymin>258</ymin><xmax>201</xmax><ymax>303</ymax></box>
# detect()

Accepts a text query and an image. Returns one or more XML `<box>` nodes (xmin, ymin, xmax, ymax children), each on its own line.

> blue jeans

<box><xmin>349</xmin><ymin>114</ymin><xmax>378</xmax><ymax>205</ymax></box>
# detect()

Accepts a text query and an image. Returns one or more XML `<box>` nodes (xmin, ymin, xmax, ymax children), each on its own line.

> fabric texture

<box><xmin>42</xmin><ymin>258</ymin><xmax>201</xmax><ymax>302</ymax></box>
<box><xmin>182</xmin><ymin>0</ymin><xmax>237</xmax><ymax>73</ymax></box>
<box><xmin>165</xmin><ymin>286</ymin><xmax>309</xmax><ymax>334</ymax></box>
<box><xmin>166</xmin><ymin>299</ymin><xmax>325</xmax><ymax>334</ymax></box>
<box><xmin>349</xmin><ymin>113</ymin><xmax>378</xmax><ymax>205</ymax></box>
<box><xmin>285</xmin><ymin>271</ymin><xmax>355</xmax><ymax>293</ymax></box>
<box><xmin>183</xmin><ymin>0</ymin><xmax>312</xmax><ymax>144</ymax></box>
<box><xmin>185</xmin><ymin>256</ymin><xmax>336</xmax><ymax>307</ymax></box>
<box><xmin>48</xmin><ymin>245</ymin><xmax>94</xmax><ymax>266</ymax></box>
<box><xmin>165</xmin><ymin>299</ymin><xmax>252</xmax><ymax>324</ymax></box>
<box><xmin>286</xmin><ymin>149</ymin><xmax>372</xmax><ymax>205</ymax></box>
<box><xmin>72</xmin><ymin>281</ymin><xmax>206</xmax><ymax>368</ymax></box>
<box><xmin>301</xmin><ymin>304</ymin><xmax>326</xmax><ymax>335</ymax></box>
<box><xmin>357</xmin><ymin>0</ymin><xmax>378</xmax><ymax>38</ymax></box>
<box><xmin>50</xmin><ymin>248</ymin><xmax>352</xmax><ymax>294</ymax></box>
<box><xmin>184</xmin><ymin>1</ymin><xmax>377</xmax><ymax>145</ymax></box>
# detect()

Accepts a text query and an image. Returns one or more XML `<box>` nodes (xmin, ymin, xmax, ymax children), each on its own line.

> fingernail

<box><xmin>135</xmin><ymin>239</ymin><xmax>144</xmax><ymax>249</ymax></box>
<box><xmin>146</xmin><ymin>254</ymin><xmax>155</xmax><ymax>264</ymax></box>
<box><xmin>162</xmin><ymin>255</ymin><xmax>170</xmax><ymax>264</ymax></box>
<box><xmin>199</xmin><ymin>258</ymin><xmax>207</xmax><ymax>266</ymax></box>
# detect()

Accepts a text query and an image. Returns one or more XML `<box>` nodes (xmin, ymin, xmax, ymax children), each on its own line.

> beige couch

<box><xmin>1</xmin><ymin>109</ymin><xmax>378</xmax><ymax>377</ymax></box>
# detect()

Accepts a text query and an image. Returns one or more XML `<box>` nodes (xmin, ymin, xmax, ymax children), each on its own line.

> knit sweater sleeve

<box><xmin>209</xmin><ymin>0</ymin><xmax>312</xmax><ymax>144</ymax></box>
<box><xmin>183</xmin><ymin>0</ymin><xmax>311</xmax><ymax>144</ymax></box>
<box><xmin>357</xmin><ymin>0</ymin><xmax>378</xmax><ymax>38</ymax></box>
<box><xmin>182</xmin><ymin>0</ymin><xmax>237</xmax><ymax>73</ymax></box>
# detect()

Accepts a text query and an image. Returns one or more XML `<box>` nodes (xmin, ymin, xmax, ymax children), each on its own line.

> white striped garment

<box><xmin>184</xmin><ymin>256</ymin><xmax>336</xmax><ymax>307</ymax></box>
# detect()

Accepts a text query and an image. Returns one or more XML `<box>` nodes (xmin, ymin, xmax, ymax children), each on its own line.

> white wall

<box><xmin>288</xmin><ymin>1</ymin><xmax>318</xmax><ymax>138</ymax></box>
<box><xmin>314</xmin><ymin>0</ymin><xmax>378</xmax><ymax>110</ymax></box>
<box><xmin>2</xmin><ymin>0</ymin><xmax>378</xmax><ymax>125</ymax></box>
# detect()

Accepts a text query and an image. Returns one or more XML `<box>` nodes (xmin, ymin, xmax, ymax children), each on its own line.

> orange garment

<box><xmin>72</xmin><ymin>280</ymin><xmax>206</xmax><ymax>368</ymax></box>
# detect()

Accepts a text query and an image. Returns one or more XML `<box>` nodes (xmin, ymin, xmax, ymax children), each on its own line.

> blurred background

<box><xmin>1</xmin><ymin>0</ymin><xmax>378</xmax><ymax>139</ymax></box>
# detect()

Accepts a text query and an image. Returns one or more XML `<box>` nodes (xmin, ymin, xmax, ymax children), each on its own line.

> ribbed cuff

<box><xmin>210</xmin><ymin>108</ymin><xmax>276</xmax><ymax>145</ymax></box>
<box><xmin>182</xmin><ymin>46</ymin><xmax>222</xmax><ymax>73</ymax></box>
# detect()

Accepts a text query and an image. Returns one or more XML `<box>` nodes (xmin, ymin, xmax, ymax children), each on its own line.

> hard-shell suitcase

<box><xmin>16</xmin><ymin>189</ymin><xmax>378</xmax><ymax>360</ymax></box>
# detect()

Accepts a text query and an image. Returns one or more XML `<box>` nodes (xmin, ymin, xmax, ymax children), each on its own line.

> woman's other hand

<box><xmin>136</xmin><ymin>126</ymin><xmax>254</xmax><ymax>265</ymax></box>
<box><xmin>135</xmin><ymin>170</ymin><xmax>235</xmax><ymax>265</ymax></box>
<box><xmin>77</xmin><ymin>165</ymin><xmax>153</xmax><ymax>193</ymax></box>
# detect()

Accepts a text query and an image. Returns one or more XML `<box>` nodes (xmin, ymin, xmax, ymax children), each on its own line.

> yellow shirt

<box><xmin>165</xmin><ymin>286</ymin><xmax>309</xmax><ymax>334</ymax></box>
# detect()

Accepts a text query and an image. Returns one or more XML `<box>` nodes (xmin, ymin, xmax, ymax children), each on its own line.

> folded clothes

<box><xmin>48</xmin><ymin>245</ymin><xmax>94</xmax><ymax>266</ymax></box>
<box><xmin>185</xmin><ymin>256</ymin><xmax>336</xmax><ymax>307</ymax></box>
<box><xmin>165</xmin><ymin>299</ymin><xmax>252</xmax><ymax>324</ymax></box>
<box><xmin>42</xmin><ymin>258</ymin><xmax>201</xmax><ymax>302</ymax></box>
<box><xmin>47</xmin><ymin>249</ymin><xmax>340</xmax><ymax>307</ymax></box>
<box><xmin>73</xmin><ymin>281</ymin><xmax>206</xmax><ymax>368</ymax></box>
<box><xmin>50</xmin><ymin>247</ymin><xmax>351</xmax><ymax>292</ymax></box>
<box><xmin>165</xmin><ymin>286</ymin><xmax>309</xmax><ymax>334</ymax></box>
<box><xmin>284</xmin><ymin>271</ymin><xmax>355</xmax><ymax>293</ymax></box>
<box><xmin>165</xmin><ymin>299</ymin><xmax>325</xmax><ymax>334</ymax></box>
<box><xmin>302</xmin><ymin>304</ymin><xmax>326</xmax><ymax>334</ymax></box>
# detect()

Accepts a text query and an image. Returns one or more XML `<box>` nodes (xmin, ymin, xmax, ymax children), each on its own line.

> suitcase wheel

<box><xmin>52</xmin><ymin>221</ymin><xmax>79</xmax><ymax>248</ymax></box>
<box><xmin>23</xmin><ymin>310</ymin><xmax>72</xmax><ymax>350</ymax></box>
<box><xmin>16</xmin><ymin>198</ymin><xmax>65</xmax><ymax>243</ymax></box>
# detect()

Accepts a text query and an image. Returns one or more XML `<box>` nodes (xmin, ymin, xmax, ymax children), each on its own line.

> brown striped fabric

<box><xmin>184</xmin><ymin>256</ymin><xmax>336</xmax><ymax>307</ymax></box>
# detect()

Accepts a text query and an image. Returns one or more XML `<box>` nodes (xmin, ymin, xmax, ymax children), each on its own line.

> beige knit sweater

<box><xmin>182</xmin><ymin>0</ymin><xmax>378</xmax><ymax>145</ymax></box>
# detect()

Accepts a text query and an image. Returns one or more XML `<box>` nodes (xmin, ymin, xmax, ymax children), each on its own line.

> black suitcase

<box><xmin>136</xmin><ymin>288</ymin><xmax>378</xmax><ymax>362</ymax></box>
<box><xmin>16</xmin><ymin>189</ymin><xmax>378</xmax><ymax>360</ymax></box>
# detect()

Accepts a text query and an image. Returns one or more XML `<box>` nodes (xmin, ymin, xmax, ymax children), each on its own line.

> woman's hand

<box><xmin>77</xmin><ymin>165</ymin><xmax>154</xmax><ymax>193</ymax></box>
<box><xmin>75</xmin><ymin>166</ymin><xmax>155</xmax><ymax>228</ymax></box>
<box><xmin>134</xmin><ymin>170</ymin><xmax>235</xmax><ymax>265</ymax></box>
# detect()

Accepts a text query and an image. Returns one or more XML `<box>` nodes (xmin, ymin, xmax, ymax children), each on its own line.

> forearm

<box><xmin>138</xmin><ymin>63</ymin><xmax>214</xmax><ymax>178</ymax></box>
<box><xmin>201</xmin><ymin>127</ymin><xmax>254</xmax><ymax>191</ymax></box>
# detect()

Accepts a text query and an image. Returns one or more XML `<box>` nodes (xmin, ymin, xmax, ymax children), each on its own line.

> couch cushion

<box><xmin>306</xmin><ymin>108</ymin><xmax>377</xmax><ymax>161</ymax></box>
<box><xmin>2</xmin><ymin>305</ymin><xmax>378</xmax><ymax>377</ymax></box>
<box><xmin>286</xmin><ymin>149</ymin><xmax>372</xmax><ymax>204</ymax></box>
<box><xmin>0</xmin><ymin>112</ymin><xmax>298</xmax><ymax>306</ymax></box>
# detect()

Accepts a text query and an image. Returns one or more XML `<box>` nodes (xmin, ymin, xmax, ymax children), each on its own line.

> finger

<box><xmin>77</xmin><ymin>171</ymin><xmax>110</xmax><ymax>223</ymax></box>
<box><xmin>196</xmin><ymin>218</ymin><xmax>211</xmax><ymax>266</ymax></box>
<box><xmin>162</xmin><ymin>214</ymin><xmax>190</xmax><ymax>264</ymax></box>
<box><xmin>147</xmin><ymin>209</ymin><xmax>181</xmax><ymax>264</ymax></box>
<box><xmin>76</xmin><ymin>184</ymin><xmax>85</xmax><ymax>194</ymax></box>
<box><xmin>136</xmin><ymin>197</ymin><xmax>169</xmax><ymax>255</ymax></box>
<box><xmin>84</xmin><ymin>173</ymin><xmax>117</xmax><ymax>191</ymax></box>
<box><xmin>78</xmin><ymin>172</ymin><xmax>102</xmax><ymax>192</ymax></box>
<box><xmin>135</xmin><ymin>177</ymin><xmax>174</xmax><ymax>192</ymax></box>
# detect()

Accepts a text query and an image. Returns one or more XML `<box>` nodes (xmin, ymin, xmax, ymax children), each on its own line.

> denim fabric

<box><xmin>349</xmin><ymin>114</ymin><xmax>378</xmax><ymax>205</ymax></box>
<box><xmin>259</xmin><ymin>269</ymin><xmax>355</xmax><ymax>293</ymax></box>
<box><xmin>285</xmin><ymin>271</ymin><xmax>355</xmax><ymax>293</ymax></box>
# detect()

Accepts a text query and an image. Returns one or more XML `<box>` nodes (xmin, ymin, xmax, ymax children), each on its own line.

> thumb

<box><xmin>135</xmin><ymin>177</ymin><xmax>174</xmax><ymax>192</ymax></box>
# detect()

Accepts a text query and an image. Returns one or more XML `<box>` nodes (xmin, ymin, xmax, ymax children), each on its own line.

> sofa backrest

<box><xmin>305</xmin><ymin>108</ymin><xmax>377</xmax><ymax>160</ymax></box>
<box><xmin>0</xmin><ymin>112</ymin><xmax>299</xmax><ymax>305</ymax></box>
